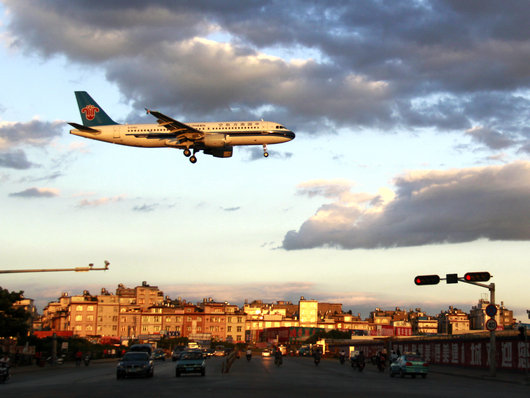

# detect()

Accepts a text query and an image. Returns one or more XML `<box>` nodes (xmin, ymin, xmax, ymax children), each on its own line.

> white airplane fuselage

<box><xmin>70</xmin><ymin>120</ymin><xmax>294</xmax><ymax>149</ymax></box>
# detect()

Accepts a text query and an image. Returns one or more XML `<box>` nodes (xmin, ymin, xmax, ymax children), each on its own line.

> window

<box><xmin>75</xmin><ymin>315</ymin><xmax>83</xmax><ymax>322</ymax></box>
<box><xmin>227</xmin><ymin>326</ymin><xmax>232</xmax><ymax>332</ymax></box>
<box><xmin>76</xmin><ymin>306</ymin><xmax>83</xmax><ymax>311</ymax></box>
<box><xmin>87</xmin><ymin>306</ymin><xmax>94</xmax><ymax>311</ymax></box>
<box><xmin>237</xmin><ymin>326</ymin><xmax>242</xmax><ymax>332</ymax></box>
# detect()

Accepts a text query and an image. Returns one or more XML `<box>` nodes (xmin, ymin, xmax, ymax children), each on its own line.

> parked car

<box><xmin>175</xmin><ymin>350</ymin><xmax>206</xmax><ymax>377</ymax></box>
<box><xmin>116</xmin><ymin>352</ymin><xmax>154</xmax><ymax>379</ymax></box>
<box><xmin>153</xmin><ymin>348</ymin><xmax>166</xmax><ymax>360</ymax></box>
<box><xmin>389</xmin><ymin>354</ymin><xmax>428</xmax><ymax>378</ymax></box>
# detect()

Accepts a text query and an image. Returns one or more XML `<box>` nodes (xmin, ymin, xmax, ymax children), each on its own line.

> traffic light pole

<box><xmin>462</xmin><ymin>280</ymin><xmax>496</xmax><ymax>378</ymax></box>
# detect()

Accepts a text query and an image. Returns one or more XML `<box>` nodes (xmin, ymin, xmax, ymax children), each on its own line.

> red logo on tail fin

<box><xmin>81</xmin><ymin>105</ymin><xmax>100</xmax><ymax>121</ymax></box>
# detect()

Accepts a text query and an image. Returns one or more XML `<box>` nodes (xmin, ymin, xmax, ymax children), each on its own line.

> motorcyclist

<box><xmin>357</xmin><ymin>351</ymin><xmax>365</xmax><ymax>371</ymax></box>
<box><xmin>84</xmin><ymin>351</ymin><xmax>91</xmax><ymax>366</ymax></box>
<box><xmin>339</xmin><ymin>350</ymin><xmax>346</xmax><ymax>364</ymax></box>
<box><xmin>0</xmin><ymin>352</ymin><xmax>10</xmax><ymax>383</ymax></box>
<box><xmin>313</xmin><ymin>349</ymin><xmax>321</xmax><ymax>366</ymax></box>
<box><xmin>274</xmin><ymin>347</ymin><xmax>283</xmax><ymax>366</ymax></box>
<box><xmin>246</xmin><ymin>348</ymin><xmax>252</xmax><ymax>361</ymax></box>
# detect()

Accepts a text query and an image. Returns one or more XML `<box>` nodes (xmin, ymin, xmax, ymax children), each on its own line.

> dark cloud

<box><xmin>0</xmin><ymin>150</ymin><xmax>37</xmax><ymax>169</ymax></box>
<box><xmin>132</xmin><ymin>203</ymin><xmax>159</xmax><ymax>212</ymax></box>
<box><xmin>9</xmin><ymin>187</ymin><xmax>59</xmax><ymax>198</ymax></box>
<box><xmin>222</xmin><ymin>206</ymin><xmax>240</xmax><ymax>212</ymax></box>
<box><xmin>283</xmin><ymin>161</ymin><xmax>530</xmax><ymax>250</ymax></box>
<box><xmin>3</xmin><ymin>1</ymin><xmax>530</xmax><ymax>151</ymax></box>
<box><xmin>0</xmin><ymin>120</ymin><xmax>63</xmax><ymax>148</ymax></box>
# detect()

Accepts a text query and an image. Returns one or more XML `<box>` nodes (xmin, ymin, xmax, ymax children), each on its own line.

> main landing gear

<box><xmin>183</xmin><ymin>148</ymin><xmax>197</xmax><ymax>164</ymax></box>
<box><xmin>263</xmin><ymin>144</ymin><xmax>269</xmax><ymax>158</ymax></box>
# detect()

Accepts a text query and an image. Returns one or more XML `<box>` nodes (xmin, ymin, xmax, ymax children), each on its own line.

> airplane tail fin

<box><xmin>74</xmin><ymin>91</ymin><xmax>118</xmax><ymax>126</ymax></box>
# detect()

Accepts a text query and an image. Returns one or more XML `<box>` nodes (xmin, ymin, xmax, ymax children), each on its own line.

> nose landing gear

<box><xmin>263</xmin><ymin>144</ymin><xmax>269</xmax><ymax>158</ymax></box>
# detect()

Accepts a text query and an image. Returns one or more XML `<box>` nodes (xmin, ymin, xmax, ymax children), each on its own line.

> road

<box><xmin>3</xmin><ymin>356</ymin><xmax>529</xmax><ymax>398</ymax></box>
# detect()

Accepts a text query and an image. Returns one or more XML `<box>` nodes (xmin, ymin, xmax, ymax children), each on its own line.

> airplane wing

<box><xmin>126</xmin><ymin>110</ymin><xmax>204</xmax><ymax>142</ymax></box>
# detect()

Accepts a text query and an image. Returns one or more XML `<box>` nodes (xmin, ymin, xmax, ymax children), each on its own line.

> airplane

<box><xmin>68</xmin><ymin>91</ymin><xmax>295</xmax><ymax>163</ymax></box>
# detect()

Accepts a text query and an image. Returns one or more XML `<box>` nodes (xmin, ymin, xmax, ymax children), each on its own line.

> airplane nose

<box><xmin>286</xmin><ymin>131</ymin><xmax>295</xmax><ymax>140</ymax></box>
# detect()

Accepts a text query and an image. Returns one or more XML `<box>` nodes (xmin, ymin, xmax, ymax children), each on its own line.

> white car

<box><xmin>262</xmin><ymin>350</ymin><xmax>271</xmax><ymax>357</ymax></box>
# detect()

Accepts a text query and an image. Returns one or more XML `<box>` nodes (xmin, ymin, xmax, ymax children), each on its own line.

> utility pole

<box><xmin>0</xmin><ymin>261</ymin><xmax>109</xmax><ymax>274</ymax></box>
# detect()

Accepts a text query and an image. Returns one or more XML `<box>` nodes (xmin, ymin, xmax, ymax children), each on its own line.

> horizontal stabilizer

<box><xmin>68</xmin><ymin>122</ymin><xmax>101</xmax><ymax>133</ymax></box>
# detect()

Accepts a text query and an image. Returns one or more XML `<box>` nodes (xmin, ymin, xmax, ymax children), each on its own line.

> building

<box><xmin>299</xmin><ymin>298</ymin><xmax>318</xmax><ymax>327</ymax></box>
<box><xmin>438</xmin><ymin>307</ymin><xmax>470</xmax><ymax>334</ymax></box>
<box><xmin>469</xmin><ymin>299</ymin><xmax>515</xmax><ymax>330</ymax></box>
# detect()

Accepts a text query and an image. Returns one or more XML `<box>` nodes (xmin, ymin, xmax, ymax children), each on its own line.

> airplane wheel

<box><xmin>190</xmin><ymin>156</ymin><xmax>197</xmax><ymax>164</ymax></box>
<box><xmin>184</xmin><ymin>149</ymin><xmax>191</xmax><ymax>157</ymax></box>
<box><xmin>264</xmin><ymin>152</ymin><xmax>269</xmax><ymax>157</ymax></box>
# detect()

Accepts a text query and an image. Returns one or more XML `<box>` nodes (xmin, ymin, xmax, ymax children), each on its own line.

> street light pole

<box><xmin>0</xmin><ymin>261</ymin><xmax>109</xmax><ymax>274</ymax></box>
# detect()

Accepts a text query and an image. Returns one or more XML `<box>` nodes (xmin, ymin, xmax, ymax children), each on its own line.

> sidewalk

<box><xmin>429</xmin><ymin>364</ymin><xmax>530</xmax><ymax>385</ymax></box>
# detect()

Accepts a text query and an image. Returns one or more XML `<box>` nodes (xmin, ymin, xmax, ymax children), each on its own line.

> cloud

<box><xmin>0</xmin><ymin>149</ymin><xmax>37</xmax><ymax>169</ymax></box>
<box><xmin>77</xmin><ymin>195</ymin><xmax>125</xmax><ymax>208</ymax></box>
<box><xmin>466</xmin><ymin>126</ymin><xmax>518</xmax><ymax>150</ymax></box>
<box><xmin>9</xmin><ymin>187</ymin><xmax>59</xmax><ymax>198</ymax></box>
<box><xmin>132</xmin><ymin>203</ymin><xmax>159</xmax><ymax>212</ymax></box>
<box><xmin>283</xmin><ymin>161</ymin><xmax>530</xmax><ymax>250</ymax></box>
<box><xmin>222</xmin><ymin>206</ymin><xmax>240</xmax><ymax>212</ymax></box>
<box><xmin>0</xmin><ymin>119</ymin><xmax>63</xmax><ymax>149</ymax></box>
<box><xmin>3</xmin><ymin>1</ymin><xmax>529</xmax><ymax>152</ymax></box>
<box><xmin>162</xmin><ymin>282</ymin><xmax>317</xmax><ymax>305</ymax></box>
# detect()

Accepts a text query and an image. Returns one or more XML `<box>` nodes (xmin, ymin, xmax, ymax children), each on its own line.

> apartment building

<box><xmin>469</xmin><ymin>299</ymin><xmax>515</xmax><ymax>330</ymax></box>
<box><xmin>37</xmin><ymin>284</ymin><xmax>518</xmax><ymax>342</ymax></box>
<box><xmin>438</xmin><ymin>307</ymin><xmax>470</xmax><ymax>334</ymax></box>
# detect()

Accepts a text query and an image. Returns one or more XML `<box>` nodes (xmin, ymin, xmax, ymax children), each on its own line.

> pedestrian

<box><xmin>75</xmin><ymin>350</ymin><xmax>82</xmax><ymax>367</ymax></box>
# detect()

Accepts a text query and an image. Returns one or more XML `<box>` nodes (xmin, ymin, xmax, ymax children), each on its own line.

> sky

<box><xmin>0</xmin><ymin>1</ymin><xmax>529</xmax><ymax>321</ymax></box>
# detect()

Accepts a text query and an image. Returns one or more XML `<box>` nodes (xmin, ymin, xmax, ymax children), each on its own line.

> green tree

<box><xmin>0</xmin><ymin>287</ymin><xmax>31</xmax><ymax>338</ymax></box>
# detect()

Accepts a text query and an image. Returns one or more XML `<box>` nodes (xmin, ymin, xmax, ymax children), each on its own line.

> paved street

<box><xmin>3</xmin><ymin>356</ymin><xmax>529</xmax><ymax>398</ymax></box>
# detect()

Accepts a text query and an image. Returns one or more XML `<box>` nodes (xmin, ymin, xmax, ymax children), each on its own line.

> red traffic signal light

<box><xmin>463</xmin><ymin>272</ymin><xmax>491</xmax><ymax>282</ymax></box>
<box><xmin>414</xmin><ymin>275</ymin><xmax>440</xmax><ymax>285</ymax></box>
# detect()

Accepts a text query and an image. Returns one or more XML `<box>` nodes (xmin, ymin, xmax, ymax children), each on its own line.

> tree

<box><xmin>0</xmin><ymin>287</ymin><xmax>31</xmax><ymax>338</ymax></box>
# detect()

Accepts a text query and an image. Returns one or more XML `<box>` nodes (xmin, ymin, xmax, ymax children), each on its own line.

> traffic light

<box><xmin>463</xmin><ymin>272</ymin><xmax>491</xmax><ymax>282</ymax></box>
<box><xmin>414</xmin><ymin>275</ymin><xmax>440</xmax><ymax>285</ymax></box>
<box><xmin>446</xmin><ymin>273</ymin><xmax>459</xmax><ymax>284</ymax></box>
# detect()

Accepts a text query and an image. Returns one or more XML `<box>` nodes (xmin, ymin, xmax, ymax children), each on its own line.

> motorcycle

<box><xmin>246</xmin><ymin>353</ymin><xmax>252</xmax><ymax>362</ymax></box>
<box><xmin>83</xmin><ymin>355</ymin><xmax>91</xmax><ymax>366</ymax></box>
<box><xmin>314</xmin><ymin>356</ymin><xmax>321</xmax><ymax>366</ymax></box>
<box><xmin>376</xmin><ymin>355</ymin><xmax>386</xmax><ymax>372</ymax></box>
<box><xmin>339</xmin><ymin>354</ymin><xmax>345</xmax><ymax>365</ymax></box>
<box><xmin>356</xmin><ymin>358</ymin><xmax>365</xmax><ymax>372</ymax></box>
<box><xmin>274</xmin><ymin>356</ymin><xmax>283</xmax><ymax>367</ymax></box>
<box><xmin>350</xmin><ymin>354</ymin><xmax>365</xmax><ymax>372</ymax></box>
<box><xmin>0</xmin><ymin>362</ymin><xmax>9</xmax><ymax>384</ymax></box>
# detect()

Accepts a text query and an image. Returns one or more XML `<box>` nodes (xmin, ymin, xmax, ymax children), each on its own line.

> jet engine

<box><xmin>203</xmin><ymin>133</ymin><xmax>230</xmax><ymax>148</ymax></box>
<box><xmin>204</xmin><ymin>146</ymin><xmax>233</xmax><ymax>158</ymax></box>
